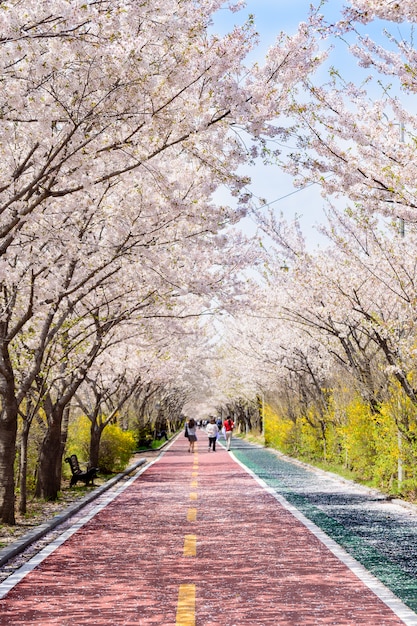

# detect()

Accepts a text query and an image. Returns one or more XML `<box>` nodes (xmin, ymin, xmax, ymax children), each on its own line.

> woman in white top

<box><xmin>205</xmin><ymin>417</ymin><xmax>219</xmax><ymax>452</ymax></box>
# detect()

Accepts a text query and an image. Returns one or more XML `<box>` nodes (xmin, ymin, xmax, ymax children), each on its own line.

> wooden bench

<box><xmin>65</xmin><ymin>454</ymin><xmax>99</xmax><ymax>487</ymax></box>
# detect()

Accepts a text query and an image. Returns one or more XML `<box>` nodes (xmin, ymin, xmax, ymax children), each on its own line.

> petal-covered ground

<box><xmin>0</xmin><ymin>435</ymin><xmax>415</xmax><ymax>625</ymax></box>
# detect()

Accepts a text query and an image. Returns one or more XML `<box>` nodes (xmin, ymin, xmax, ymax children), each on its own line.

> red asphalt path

<box><xmin>0</xmin><ymin>435</ymin><xmax>414</xmax><ymax>625</ymax></box>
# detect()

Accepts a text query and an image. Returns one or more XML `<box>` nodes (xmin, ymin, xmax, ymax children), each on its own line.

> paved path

<box><xmin>0</xmin><ymin>435</ymin><xmax>416</xmax><ymax>625</ymax></box>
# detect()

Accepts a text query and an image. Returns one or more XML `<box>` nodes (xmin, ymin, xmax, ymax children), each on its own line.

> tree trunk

<box><xmin>0</xmin><ymin>346</ymin><xmax>18</xmax><ymax>524</ymax></box>
<box><xmin>35</xmin><ymin>403</ymin><xmax>64</xmax><ymax>501</ymax></box>
<box><xmin>60</xmin><ymin>404</ymin><xmax>70</xmax><ymax>463</ymax></box>
<box><xmin>89</xmin><ymin>422</ymin><xmax>104</xmax><ymax>469</ymax></box>
<box><xmin>0</xmin><ymin>403</ymin><xmax>18</xmax><ymax>524</ymax></box>
<box><xmin>18</xmin><ymin>418</ymin><xmax>31</xmax><ymax>515</ymax></box>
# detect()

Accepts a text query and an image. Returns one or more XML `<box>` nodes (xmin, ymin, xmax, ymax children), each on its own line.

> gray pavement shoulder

<box><xmin>268</xmin><ymin>446</ymin><xmax>417</xmax><ymax>513</ymax></box>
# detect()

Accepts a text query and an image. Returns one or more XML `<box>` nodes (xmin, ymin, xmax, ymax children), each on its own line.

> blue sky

<box><xmin>213</xmin><ymin>0</ymin><xmax>333</xmax><ymax>40</ymax></box>
<box><xmin>211</xmin><ymin>1</ymin><xmax>413</xmax><ymax>248</ymax></box>
<box><xmin>211</xmin><ymin>1</ymin><xmax>346</xmax><ymax>248</ymax></box>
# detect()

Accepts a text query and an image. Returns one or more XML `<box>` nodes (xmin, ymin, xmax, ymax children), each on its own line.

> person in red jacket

<box><xmin>223</xmin><ymin>417</ymin><xmax>234</xmax><ymax>451</ymax></box>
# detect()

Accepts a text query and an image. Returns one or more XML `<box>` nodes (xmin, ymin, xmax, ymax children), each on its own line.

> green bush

<box><xmin>135</xmin><ymin>424</ymin><xmax>154</xmax><ymax>449</ymax></box>
<box><xmin>66</xmin><ymin>416</ymin><xmax>90</xmax><ymax>458</ymax></box>
<box><xmin>97</xmin><ymin>424</ymin><xmax>136</xmax><ymax>473</ymax></box>
<box><xmin>66</xmin><ymin>416</ymin><xmax>136</xmax><ymax>475</ymax></box>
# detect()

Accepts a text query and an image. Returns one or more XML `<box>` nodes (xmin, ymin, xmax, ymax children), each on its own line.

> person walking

<box><xmin>186</xmin><ymin>418</ymin><xmax>198</xmax><ymax>453</ymax></box>
<box><xmin>205</xmin><ymin>417</ymin><xmax>219</xmax><ymax>452</ymax></box>
<box><xmin>223</xmin><ymin>416</ymin><xmax>235</xmax><ymax>451</ymax></box>
<box><xmin>216</xmin><ymin>417</ymin><xmax>222</xmax><ymax>434</ymax></box>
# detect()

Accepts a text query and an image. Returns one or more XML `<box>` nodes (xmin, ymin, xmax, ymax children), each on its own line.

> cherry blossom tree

<box><xmin>191</xmin><ymin>0</ymin><xmax>417</xmax><ymax>482</ymax></box>
<box><xmin>0</xmin><ymin>0</ymin><xmax>322</xmax><ymax>522</ymax></box>
<box><xmin>251</xmin><ymin>199</ymin><xmax>417</xmax><ymax>456</ymax></box>
<box><xmin>270</xmin><ymin>1</ymin><xmax>417</xmax><ymax>226</ymax></box>
<box><xmin>344</xmin><ymin>1</ymin><xmax>417</xmax><ymax>23</ymax></box>
<box><xmin>75</xmin><ymin>311</ymin><xmax>215</xmax><ymax>464</ymax></box>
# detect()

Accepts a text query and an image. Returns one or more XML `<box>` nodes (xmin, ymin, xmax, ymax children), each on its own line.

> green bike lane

<box><xmin>0</xmin><ymin>435</ymin><xmax>415</xmax><ymax>624</ymax></box>
<box><xmin>232</xmin><ymin>440</ymin><xmax>417</xmax><ymax>616</ymax></box>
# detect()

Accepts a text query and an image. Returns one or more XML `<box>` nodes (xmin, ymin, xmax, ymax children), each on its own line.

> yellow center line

<box><xmin>176</xmin><ymin>584</ymin><xmax>196</xmax><ymax>626</ymax></box>
<box><xmin>190</xmin><ymin>479</ymin><xmax>198</xmax><ymax>488</ymax></box>
<box><xmin>187</xmin><ymin>508</ymin><xmax>197</xmax><ymax>522</ymax></box>
<box><xmin>189</xmin><ymin>492</ymin><xmax>198</xmax><ymax>501</ymax></box>
<box><xmin>183</xmin><ymin>534</ymin><xmax>197</xmax><ymax>556</ymax></box>
<box><xmin>191</xmin><ymin>471</ymin><xmax>198</xmax><ymax>478</ymax></box>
